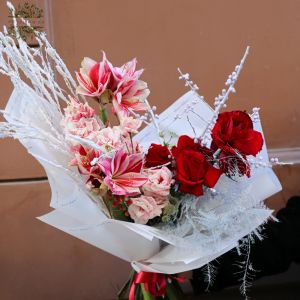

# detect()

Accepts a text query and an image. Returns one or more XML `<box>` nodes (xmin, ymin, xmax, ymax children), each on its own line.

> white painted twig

<box><xmin>200</xmin><ymin>46</ymin><xmax>250</xmax><ymax>145</ymax></box>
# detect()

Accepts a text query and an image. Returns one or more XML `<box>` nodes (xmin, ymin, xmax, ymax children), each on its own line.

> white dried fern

<box><xmin>235</xmin><ymin>235</ymin><xmax>260</xmax><ymax>299</ymax></box>
<box><xmin>203</xmin><ymin>261</ymin><xmax>218</xmax><ymax>292</ymax></box>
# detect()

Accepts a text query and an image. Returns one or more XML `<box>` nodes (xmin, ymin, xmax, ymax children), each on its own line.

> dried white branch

<box><xmin>1</xmin><ymin>2</ymin><xmax>77</xmax><ymax>111</ymax></box>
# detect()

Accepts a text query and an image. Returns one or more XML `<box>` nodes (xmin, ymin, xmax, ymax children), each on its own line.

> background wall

<box><xmin>0</xmin><ymin>0</ymin><xmax>299</xmax><ymax>299</ymax></box>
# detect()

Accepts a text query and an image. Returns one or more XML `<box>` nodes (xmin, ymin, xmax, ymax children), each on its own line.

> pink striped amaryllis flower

<box><xmin>76</xmin><ymin>56</ymin><xmax>111</xmax><ymax>97</ymax></box>
<box><xmin>99</xmin><ymin>149</ymin><xmax>147</xmax><ymax>196</ymax></box>
<box><xmin>113</xmin><ymin>81</ymin><xmax>149</xmax><ymax>116</ymax></box>
<box><xmin>76</xmin><ymin>52</ymin><xmax>149</xmax><ymax>115</ymax></box>
<box><xmin>110</xmin><ymin>57</ymin><xmax>149</xmax><ymax>115</ymax></box>
<box><xmin>70</xmin><ymin>145</ymin><xmax>102</xmax><ymax>177</ymax></box>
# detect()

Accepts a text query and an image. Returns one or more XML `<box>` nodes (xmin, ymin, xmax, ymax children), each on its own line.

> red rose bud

<box><xmin>219</xmin><ymin>152</ymin><xmax>251</xmax><ymax>177</ymax></box>
<box><xmin>144</xmin><ymin>143</ymin><xmax>172</xmax><ymax>168</ymax></box>
<box><xmin>211</xmin><ymin>111</ymin><xmax>263</xmax><ymax>157</ymax></box>
<box><xmin>172</xmin><ymin>135</ymin><xmax>221</xmax><ymax>196</ymax></box>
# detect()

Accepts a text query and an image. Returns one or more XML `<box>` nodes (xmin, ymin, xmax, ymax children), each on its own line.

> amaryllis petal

<box><xmin>99</xmin><ymin>157</ymin><xmax>112</xmax><ymax>176</ymax></box>
<box><xmin>113</xmin><ymin>150</ymin><xmax>129</xmax><ymax>176</ymax></box>
<box><xmin>101</xmin><ymin>149</ymin><xmax>145</xmax><ymax>196</ymax></box>
<box><xmin>116</xmin><ymin>172</ymin><xmax>147</xmax><ymax>186</ymax></box>
<box><xmin>121</xmin><ymin>98</ymin><xmax>148</xmax><ymax>111</ymax></box>
<box><xmin>76</xmin><ymin>72</ymin><xmax>94</xmax><ymax>92</ymax></box>
<box><xmin>127</xmin><ymin>153</ymin><xmax>144</xmax><ymax>173</ymax></box>
<box><xmin>76</xmin><ymin>54</ymin><xmax>111</xmax><ymax>97</ymax></box>
<box><xmin>81</xmin><ymin>57</ymin><xmax>97</xmax><ymax>73</ymax></box>
<box><xmin>103</xmin><ymin>177</ymin><xmax>127</xmax><ymax>195</ymax></box>
<box><xmin>75</xmin><ymin>85</ymin><xmax>92</xmax><ymax>96</ymax></box>
<box><xmin>89</xmin><ymin>63</ymin><xmax>101</xmax><ymax>87</ymax></box>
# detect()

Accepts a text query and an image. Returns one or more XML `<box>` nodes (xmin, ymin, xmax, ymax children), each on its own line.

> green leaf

<box><xmin>165</xmin><ymin>280</ymin><xmax>184</xmax><ymax>300</ymax></box>
<box><xmin>117</xmin><ymin>269</ymin><xmax>136</xmax><ymax>299</ymax></box>
<box><xmin>141</xmin><ymin>284</ymin><xmax>156</xmax><ymax>300</ymax></box>
<box><xmin>134</xmin><ymin>284</ymin><xmax>142</xmax><ymax>300</ymax></box>
<box><xmin>100</xmin><ymin>106</ymin><xmax>108</xmax><ymax>124</ymax></box>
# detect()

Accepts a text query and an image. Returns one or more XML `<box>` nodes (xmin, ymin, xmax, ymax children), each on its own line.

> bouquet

<box><xmin>0</xmin><ymin>3</ymin><xmax>283</xmax><ymax>299</ymax></box>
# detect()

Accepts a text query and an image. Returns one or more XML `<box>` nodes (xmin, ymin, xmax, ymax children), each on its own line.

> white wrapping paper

<box><xmin>4</xmin><ymin>84</ymin><xmax>282</xmax><ymax>274</ymax></box>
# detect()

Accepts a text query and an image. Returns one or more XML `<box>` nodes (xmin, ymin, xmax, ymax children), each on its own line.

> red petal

<box><xmin>203</xmin><ymin>164</ymin><xmax>221</xmax><ymax>188</ymax></box>
<box><xmin>177</xmin><ymin>135</ymin><xmax>195</xmax><ymax>151</ymax></box>
<box><xmin>179</xmin><ymin>182</ymin><xmax>204</xmax><ymax>196</ymax></box>
<box><xmin>88</xmin><ymin>63</ymin><xmax>100</xmax><ymax>87</ymax></box>
<box><xmin>233</xmin><ymin>130</ymin><xmax>263</xmax><ymax>156</ymax></box>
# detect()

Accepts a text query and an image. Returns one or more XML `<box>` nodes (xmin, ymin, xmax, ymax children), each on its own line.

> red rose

<box><xmin>172</xmin><ymin>135</ymin><xmax>221</xmax><ymax>196</ymax></box>
<box><xmin>171</xmin><ymin>135</ymin><xmax>214</xmax><ymax>161</ymax></box>
<box><xmin>219</xmin><ymin>152</ymin><xmax>251</xmax><ymax>177</ymax></box>
<box><xmin>211</xmin><ymin>111</ymin><xmax>263</xmax><ymax>156</ymax></box>
<box><xmin>144</xmin><ymin>144</ymin><xmax>172</xmax><ymax>168</ymax></box>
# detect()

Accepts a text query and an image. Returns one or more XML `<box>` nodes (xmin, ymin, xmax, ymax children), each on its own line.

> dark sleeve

<box><xmin>191</xmin><ymin>196</ymin><xmax>300</xmax><ymax>294</ymax></box>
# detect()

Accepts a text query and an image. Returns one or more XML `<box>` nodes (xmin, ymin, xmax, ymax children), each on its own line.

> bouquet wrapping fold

<box><xmin>4</xmin><ymin>86</ymin><xmax>281</xmax><ymax>274</ymax></box>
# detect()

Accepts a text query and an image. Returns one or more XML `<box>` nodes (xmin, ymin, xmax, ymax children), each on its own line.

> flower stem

<box><xmin>100</xmin><ymin>190</ymin><xmax>113</xmax><ymax>219</ymax></box>
<box><xmin>141</xmin><ymin>284</ymin><xmax>155</xmax><ymax>300</ymax></box>
<box><xmin>117</xmin><ymin>270</ymin><xmax>136</xmax><ymax>299</ymax></box>
<box><xmin>129</xmin><ymin>133</ymin><xmax>134</xmax><ymax>154</ymax></box>
<box><xmin>165</xmin><ymin>280</ymin><xmax>184</xmax><ymax>300</ymax></box>
<box><xmin>100</xmin><ymin>105</ymin><xmax>108</xmax><ymax>125</ymax></box>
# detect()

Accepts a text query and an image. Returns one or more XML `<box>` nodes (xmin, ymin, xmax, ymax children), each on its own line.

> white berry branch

<box><xmin>176</xmin><ymin>68</ymin><xmax>210</xmax><ymax>124</ymax></box>
<box><xmin>200</xmin><ymin>46</ymin><xmax>250</xmax><ymax>146</ymax></box>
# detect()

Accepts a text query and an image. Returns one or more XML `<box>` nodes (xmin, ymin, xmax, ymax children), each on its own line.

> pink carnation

<box><xmin>62</xmin><ymin>98</ymin><xmax>102</xmax><ymax>138</ymax></box>
<box><xmin>64</xmin><ymin>97</ymin><xmax>95</xmax><ymax>119</ymax></box>
<box><xmin>119</xmin><ymin>115</ymin><xmax>142</xmax><ymax>135</ymax></box>
<box><xmin>88</xmin><ymin>126</ymin><xmax>123</xmax><ymax>151</ymax></box>
<box><xmin>143</xmin><ymin>167</ymin><xmax>174</xmax><ymax>207</ymax></box>
<box><xmin>128</xmin><ymin>195</ymin><xmax>162</xmax><ymax>224</ymax></box>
